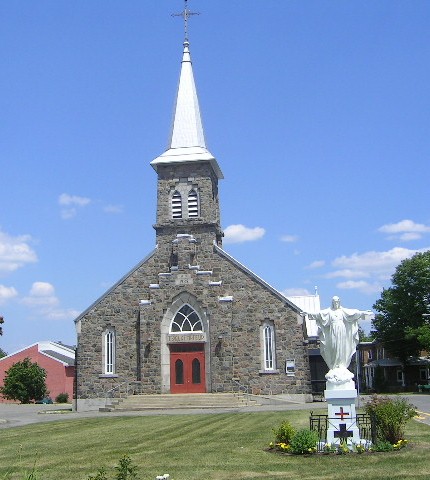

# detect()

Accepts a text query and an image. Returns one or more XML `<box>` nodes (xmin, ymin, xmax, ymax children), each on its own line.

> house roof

<box><xmin>287</xmin><ymin>295</ymin><xmax>321</xmax><ymax>338</ymax></box>
<box><xmin>0</xmin><ymin>341</ymin><xmax>75</xmax><ymax>366</ymax></box>
<box><xmin>365</xmin><ymin>356</ymin><xmax>430</xmax><ymax>368</ymax></box>
<box><xmin>41</xmin><ymin>350</ymin><xmax>75</xmax><ymax>367</ymax></box>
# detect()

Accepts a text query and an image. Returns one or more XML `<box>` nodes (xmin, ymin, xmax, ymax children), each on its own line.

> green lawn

<box><xmin>0</xmin><ymin>410</ymin><xmax>429</xmax><ymax>480</ymax></box>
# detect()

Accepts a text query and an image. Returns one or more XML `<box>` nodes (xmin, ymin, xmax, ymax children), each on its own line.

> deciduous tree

<box><xmin>0</xmin><ymin>357</ymin><xmax>48</xmax><ymax>403</ymax></box>
<box><xmin>372</xmin><ymin>250</ymin><xmax>430</xmax><ymax>363</ymax></box>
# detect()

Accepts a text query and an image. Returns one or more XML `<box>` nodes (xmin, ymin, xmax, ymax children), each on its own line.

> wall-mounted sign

<box><xmin>167</xmin><ymin>332</ymin><xmax>206</xmax><ymax>343</ymax></box>
<box><xmin>175</xmin><ymin>274</ymin><xmax>193</xmax><ymax>286</ymax></box>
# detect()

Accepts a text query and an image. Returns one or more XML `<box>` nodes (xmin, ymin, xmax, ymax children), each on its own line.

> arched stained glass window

<box><xmin>170</xmin><ymin>304</ymin><xmax>203</xmax><ymax>333</ymax></box>
<box><xmin>172</xmin><ymin>191</ymin><xmax>182</xmax><ymax>218</ymax></box>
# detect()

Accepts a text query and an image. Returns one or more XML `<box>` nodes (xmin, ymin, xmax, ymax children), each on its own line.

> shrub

<box><xmin>365</xmin><ymin>394</ymin><xmax>416</xmax><ymax>444</ymax></box>
<box><xmin>87</xmin><ymin>455</ymin><xmax>138</xmax><ymax>480</ymax></box>
<box><xmin>0</xmin><ymin>358</ymin><xmax>47</xmax><ymax>404</ymax></box>
<box><xmin>289</xmin><ymin>429</ymin><xmax>318</xmax><ymax>455</ymax></box>
<box><xmin>272</xmin><ymin>420</ymin><xmax>296</xmax><ymax>445</ymax></box>
<box><xmin>115</xmin><ymin>455</ymin><xmax>138</xmax><ymax>480</ymax></box>
<box><xmin>371</xmin><ymin>440</ymin><xmax>394</xmax><ymax>452</ymax></box>
<box><xmin>55</xmin><ymin>392</ymin><xmax>69</xmax><ymax>403</ymax></box>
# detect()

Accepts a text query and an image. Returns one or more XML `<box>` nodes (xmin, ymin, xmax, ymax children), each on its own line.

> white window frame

<box><xmin>170</xmin><ymin>304</ymin><xmax>203</xmax><ymax>333</ymax></box>
<box><xmin>263</xmin><ymin>324</ymin><xmax>276</xmax><ymax>371</ymax></box>
<box><xmin>103</xmin><ymin>329</ymin><xmax>116</xmax><ymax>375</ymax></box>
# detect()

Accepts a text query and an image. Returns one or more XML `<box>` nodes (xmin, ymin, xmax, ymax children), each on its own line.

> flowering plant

<box><xmin>393</xmin><ymin>439</ymin><xmax>408</xmax><ymax>450</ymax></box>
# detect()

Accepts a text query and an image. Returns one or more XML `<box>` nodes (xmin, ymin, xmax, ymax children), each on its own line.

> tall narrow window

<box><xmin>187</xmin><ymin>189</ymin><xmax>199</xmax><ymax>217</ymax></box>
<box><xmin>103</xmin><ymin>329</ymin><xmax>116</xmax><ymax>375</ymax></box>
<box><xmin>172</xmin><ymin>191</ymin><xmax>182</xmax><ymax>218</ymax></box>
<box><xmin>264</xmin><ymin>325</ymin><xmax>275</xmax><ymax>370</ymax></box>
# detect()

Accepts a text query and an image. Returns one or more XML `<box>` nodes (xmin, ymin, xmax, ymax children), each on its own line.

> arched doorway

<box><xmin>168</xmin><ymin>304</ymin><xmax>206</xmax><ymax>394</ymax></box>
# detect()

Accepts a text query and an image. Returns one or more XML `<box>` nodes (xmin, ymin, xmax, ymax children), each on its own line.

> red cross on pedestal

<box><xmin>335</xmin><ymin>407</ymin><xmax>350</xmax><ymax>420</ymax></box>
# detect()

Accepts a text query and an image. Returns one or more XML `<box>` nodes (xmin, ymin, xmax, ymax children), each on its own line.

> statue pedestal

<box><xmin>324</xmin><ymin>388</ymin><xmax>361</xmax><ymax>447</ymax></box>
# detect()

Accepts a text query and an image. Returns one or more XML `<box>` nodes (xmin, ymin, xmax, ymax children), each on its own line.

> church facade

<box><xmin>75</xmin><ymin>37</ymin><xmax>313</xmax><ymax>411</ymax></box>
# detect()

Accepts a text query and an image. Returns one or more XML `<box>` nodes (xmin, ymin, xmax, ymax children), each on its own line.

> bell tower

<box><xmin>150</xmin><ymin>35</ymin><xmax>223</xmax><ymax>254</ymax></box>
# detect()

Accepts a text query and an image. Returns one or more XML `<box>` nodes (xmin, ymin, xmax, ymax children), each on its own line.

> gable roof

<box><xmin>213</xmin><ymin>243</ymin><xmax>301</xmax><ymax>313</ymax></box>
<box><xmin>0</xmin><ymin>341</ymin><xmax>75</xmax><ymax>366</ymax></box>
<box><xmin>74</xmin><ymin>248</ymin><xmax>157</xmax><ymax>324</ymax></box>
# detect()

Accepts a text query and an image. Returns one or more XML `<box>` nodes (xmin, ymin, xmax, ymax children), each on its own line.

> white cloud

<box><xmin>326</xmin><ymin>269</ymin><xmax>370</xmax><ymax>279</ymax></box>
<box><xmin>58</xmin><ymin>193</ymin><xmax>91</xmax><ymax>207</ymax></box>
<box><xmin>323</xmin><ymin>246</ymin><xmax>429</xmax><ymax>295</ymax></box>
<box><xmin>22</xmin><ymin>281</ymin><xmax>79</xmax><ymax>320</ymax></box>
<box><xmin>336</xmin><ymin>280</ymin><xmax>382</xmax><ymax>295</ymax></box>
<box><xmin>223</xmin><ymin>224</ymin><xmax>265</xmax><ymax>244</ymax></box>
<box><xmin>22</xmin><ymin>281</ymin><xmax>59</xmax><ymax>307</ymax></box>
<box><xmin>103</xmin><ymin>204</ymin><xmax>124</xmax><ymax>214</ymax></box>
<box><xmin>378</xmin><ymin>219</ymin><xmax>430</xmax><ymax>241</ymax></box>
<box><xmin>0</xmin><ymin>229</ymin><xmax>38</xmax><ymax>272</ymax></box>
<box><xmin>306</xmin><ymin>260</ymin><xmax>325</xmax><ymax>269</ymax></box>
<box><xmin>281</xmin><ymin>234</ymin><xmax>299</xmax><ymax>243</ymax></box>
<box><xmin>330</xmin><ymin>247</ymin><xmax>424</xmax><ymax>280</ymax></box>
<box><xmin>59</xmin><ymin>193</ymin><xmax>91</xmax><ymax>219</ymax></box>
<box><xmin>0</xmin><ymin>285</ymin><xmax>18</xmax><ymax>304</ymax></box>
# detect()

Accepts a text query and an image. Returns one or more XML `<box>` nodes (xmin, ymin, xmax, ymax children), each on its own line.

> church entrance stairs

<box><xmin>100</xmin><ymin>393</ymin><xmax>260</xmax><ymax>412</ymax></box>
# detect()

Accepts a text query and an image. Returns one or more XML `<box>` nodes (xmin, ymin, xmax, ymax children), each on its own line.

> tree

<box><xmin>372</xmin><ymin>250</ymin><xmax>430</xmax><ymax>363</ymax></box>
<box><xmin>0</xmin><ymin>315</ymin><xmax>4</xmax><ymax>336</ymax></box>
<box><xmin>0</xmin><ymin>357</ymin><xmax>48</xmax><ymax>403</ymax></box>
<box><xmin>0</xmin><ymin>347</ymin><xmax>7</xmax><ymax>359</ymax></box>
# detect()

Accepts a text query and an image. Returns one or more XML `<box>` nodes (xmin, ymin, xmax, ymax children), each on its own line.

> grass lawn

<box><xmin>0</xmin><ymin>409</ymin><xmax>429</xmax><ymax>480</ymax></box>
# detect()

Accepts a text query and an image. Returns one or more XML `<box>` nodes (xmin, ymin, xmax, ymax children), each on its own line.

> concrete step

<box><xmin>100</xmin><ymin>393</ymin><xmax>259</xmax><ymax>412</ymax></box>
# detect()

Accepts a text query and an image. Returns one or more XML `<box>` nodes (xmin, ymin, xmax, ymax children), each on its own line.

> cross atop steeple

<box><xmin>172</xmin><ymin>0</ymin><xmax>200</xmax><ymax>42</ymax></box>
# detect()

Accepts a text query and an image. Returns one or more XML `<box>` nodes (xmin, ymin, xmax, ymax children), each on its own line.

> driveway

<box><xmin>0</xmin><ymin>394</ymin><xmax>429</xmax><ymax>429</ymax></box>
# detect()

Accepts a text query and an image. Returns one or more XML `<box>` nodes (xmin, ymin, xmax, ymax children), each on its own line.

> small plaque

<box><xmin>175</xmin><ymin>274</ymin><xmax>193</xmax><ymax>286</ymax></box>
<box><xmin>167</xmin><ymin>333</ymin><xmax>206</xmax><ymax>343</ymax></box>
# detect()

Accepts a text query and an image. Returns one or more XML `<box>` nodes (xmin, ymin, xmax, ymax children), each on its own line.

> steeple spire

<box><xmin>151</xmin><ymin>2</ymin><xmax>223</xmax><ymax>179</ymax></box>
<box><xmin>168</xmin><ymin>40</ymin><xmax>206</xmax><ymax>149</ymax></box>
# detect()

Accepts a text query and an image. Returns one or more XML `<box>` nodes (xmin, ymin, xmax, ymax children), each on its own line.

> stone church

<box><xmin>75</xmin><ymin>33</ymin><xmax>314</xmax><ymax>411</ymax></box>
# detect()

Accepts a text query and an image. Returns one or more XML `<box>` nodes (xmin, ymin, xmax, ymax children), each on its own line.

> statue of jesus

<box><xmin>306</xmin><ymin>296</ymin><xmax>372</xmax><ymax>385</ymax></box>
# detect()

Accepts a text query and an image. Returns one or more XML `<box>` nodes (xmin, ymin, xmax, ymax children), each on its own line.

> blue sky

<box><xmin>1</xmin><ymin>1</ymin><xmax>429</xmax><ymax>354</ymax></box>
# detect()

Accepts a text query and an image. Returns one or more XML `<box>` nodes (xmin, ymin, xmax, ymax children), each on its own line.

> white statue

<box><xmin>306</xmin><ymin>296</ymin><xmax>372</xmax><ymax>386</ymax></box>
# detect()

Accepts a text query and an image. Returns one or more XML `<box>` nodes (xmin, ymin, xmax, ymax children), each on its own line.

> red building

<box><xmin>0</xmin><ymin>341</ymin><xmax>75</xmax><ymax>403</ymax></box>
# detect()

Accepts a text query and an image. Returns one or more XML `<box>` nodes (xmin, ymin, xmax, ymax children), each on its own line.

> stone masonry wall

<box><xmin>76</xmin><ymin>236</ymin><xmax>311</xmax><ymax>399</ymax></box>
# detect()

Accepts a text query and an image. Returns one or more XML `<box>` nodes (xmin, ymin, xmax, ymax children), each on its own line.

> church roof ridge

<box><xmin>74</xmin><ymin>248</ymin><xmax>157</xmax><ymax>324</ymax></box>
<box><xmin>213</xmin><ymin>243</ymin><xmax>302</xmax><ymax>314</ymax></box>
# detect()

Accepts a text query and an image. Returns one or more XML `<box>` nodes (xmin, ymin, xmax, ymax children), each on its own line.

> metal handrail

<box><xmin>104</xmin><ymin>381</ymin><xmax>135</xmax><ymax>405</ymax></box>
<box><xmin>231</xmin><ymin>379</ymin><xmax>251</xmax><ymax>405</ymax></box>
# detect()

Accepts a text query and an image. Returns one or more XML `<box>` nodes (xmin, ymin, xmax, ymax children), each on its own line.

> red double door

<box><xmin>170</xmin><ymin>344</ymin><xmax>206</xmax><ymax>394</ymax></box>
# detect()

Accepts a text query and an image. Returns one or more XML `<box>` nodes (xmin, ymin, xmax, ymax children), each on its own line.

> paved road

<box><xmin>0</xmin><ymin>394</ymin><xmax>429</xmax><ymax>429</ymax></box>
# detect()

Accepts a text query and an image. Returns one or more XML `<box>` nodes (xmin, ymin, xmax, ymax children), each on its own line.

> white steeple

<box><xmin>169</xmin><ymin>40</ymin><xmax>206</xmax><ymax>149</ymax></box>
<box><xmin>151</xmin><ymin>40</ymin><xmax>223</xmax><ymax>179</ymax></box>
